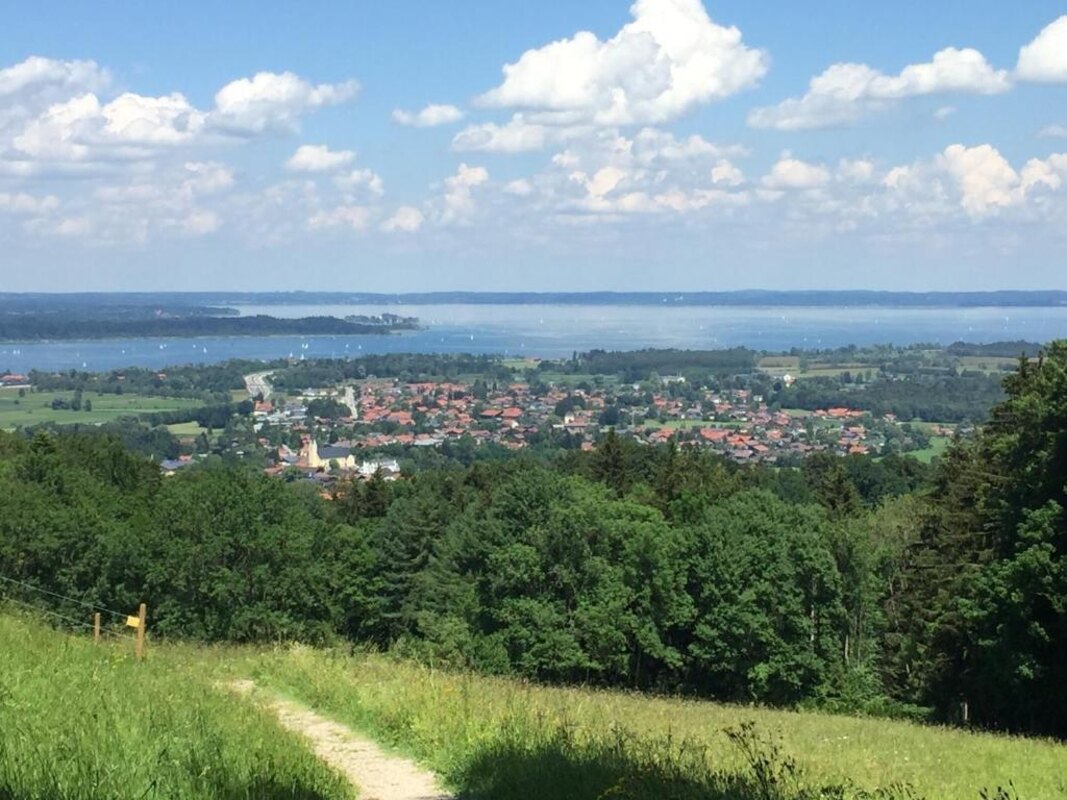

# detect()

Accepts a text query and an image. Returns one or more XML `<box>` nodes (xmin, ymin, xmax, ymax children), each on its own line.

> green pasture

<box><xmin>909</xmin><ymin>435</ymin><xmax>952</xmax><ymax>463</ymax></box>
<box><xmin>0</xmin><ymin>387</ymin><xmax>201</xmax><ymax>429</ymax></box>
<box><xmin>166</xmin><ymin>421</ymin><xmax>210</xmax><ymax>437</ymax></box>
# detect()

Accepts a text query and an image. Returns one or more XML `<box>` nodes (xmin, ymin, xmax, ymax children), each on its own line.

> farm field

<box><xmin>757</xmin><ymin>355</ymin><xmax>801</xmax><ymax>371</ymax></box>
<box><xmin>3</xmin><ymin>611</ymin><xmax>1066</xmax><ymax>799</ymax></box>
<box><xmin>166</xmin><ymin>420</ymin><xmax>210</xmax><ymax>436</ymax></box>
<box><xmin>757</xmin><ymin>356</ymin><xmax>873</xmax><ymax>377</ymax></box>
<box><xmin>957</xmin><ymin>355</ymin><xmax>1027</xmax><ymax>373</ymax></box>
<box><xmin>910</xmin><ymin>435</ymin><xmax>952</xmax><ymax>463</ymax></box>
<box><xmin>0</xmin><ymin>388</ymin><xmax>201</xmax><ymax>428</ymax></box>
<box><xmin>501</xmin><ymin>357</ymin><xmax>541</xmax><ymax>369</ymax></box>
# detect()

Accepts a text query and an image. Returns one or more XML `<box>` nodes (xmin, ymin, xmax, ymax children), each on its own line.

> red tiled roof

<box><xmin>700</xmin><ymin>428</ymin><xmax>729</xmax><ymax>442</ymax></box>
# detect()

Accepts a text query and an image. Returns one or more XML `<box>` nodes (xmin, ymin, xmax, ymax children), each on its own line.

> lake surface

<box><xmin>3</xmin><ymin>303</ymin><xmax>1067</xmax><ymax>373</ymax></box>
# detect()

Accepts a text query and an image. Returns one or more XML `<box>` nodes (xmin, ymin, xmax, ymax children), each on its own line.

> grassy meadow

<box><xmin>0</xmin><ymin>388</ymin><xmax>201</xmax><ymax>429</ymax></box>
<box><xmin>0</xmin><ymin>613</ymin><xmax>352</xmax><ymax>800</ymax></box>
<box><xmin>166</xmin><ymin>420</ymin><xmax>210</xmax><ymax>437</ymax></box>
<box><xmin>4</xmin><ymin>610</ymin><xmax>1065</xmax><ymax>800</ymax></box>
<box><xmin>956</xmin><ymin>355</ymin><xmax>1025</xmax><ymax>374</ymax></box>
<box><xmin>909</xmin><ymin>435</ymin><xmax>952</xmax><ymax>463</ymax></box>
<box><xmin>250</xmin><ymin>649</ymin><xmax>1067</xmax><ymax>800</ymax></box>
<box><xmin>757</xmin><ymin>356</ymin><xmax>871</xmax><ymax>380</ymax></box>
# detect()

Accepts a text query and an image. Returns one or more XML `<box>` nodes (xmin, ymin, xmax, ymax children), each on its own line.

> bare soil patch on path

<box><xmin>231</xmin><ymin>680</ymin><xmax>451</xmax><ymax>800</ymax></box>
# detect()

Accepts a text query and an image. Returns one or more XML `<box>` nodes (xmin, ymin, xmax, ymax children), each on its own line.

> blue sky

<box><xmin>1</xmin><ymin>0</ymin><xmax>1066</xmax><ymax>291</ymax></box>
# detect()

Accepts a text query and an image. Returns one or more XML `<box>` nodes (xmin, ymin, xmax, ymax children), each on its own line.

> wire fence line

<box><xmin>2</xmin><ymin>596</ymin><xmax>95</xmax><ymax>630</ymax></box>
<box><xmin>0</xmin><ymin>596</ymin><xmax>135</xmax><ymax>641</ymax></box>
<box><xmin>0</xmin><ymin>573</ymin><xmax>140</xmax><ymax>642</ymax></box>
<box><xmin>0</xmin><ymin>573</ymin><xmax>131</xmax><ymax>620</ymax></box>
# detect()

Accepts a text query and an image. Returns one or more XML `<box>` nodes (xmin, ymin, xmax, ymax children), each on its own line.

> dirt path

<box><xmin>231</xmin><ymin>680</ymin><xmax>451</xmax><ymax>800</ymax></box>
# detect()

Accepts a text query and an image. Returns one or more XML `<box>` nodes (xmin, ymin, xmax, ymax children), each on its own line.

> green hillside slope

<box><xmin>0</xmin><ymin>613</ymin><xmax>351</xmax><ymax>800</ymax></box>
<box><xmin>254</xmin><ymin>648</ymin><xmax>1067</xmax><ymax>800</ymax></box>
<box><xmin>4</xmin><ymin>611</ymin><xmax>1065</xmax><ymax>799</ymax></box>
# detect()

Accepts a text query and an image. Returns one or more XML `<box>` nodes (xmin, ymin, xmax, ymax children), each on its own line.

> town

<box><xmin>235</xmin><ymin>368</ymin><xmax>942</xmax><ymax>485</ymax></box>
<box><xmin>9</xmin><ymin>345</ymin><xmax>1002</xmax><ymax>483</ymax></box>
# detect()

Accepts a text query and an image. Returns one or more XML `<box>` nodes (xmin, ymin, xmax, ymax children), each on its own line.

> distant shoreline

<box><xmin>0</xmin><ymin>315</ymin><xmax>420</xmax><ymax>343</ymax></box>
<box><xmin>4</xmin><ymin>290</ymin><xmax>1067</xmax><ymax>309</ymax></box>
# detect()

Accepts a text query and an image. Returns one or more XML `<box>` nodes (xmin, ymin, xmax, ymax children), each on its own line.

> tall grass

<box><xmin>251</xmin><ymin>648</ymin><xmax>1067</xmax><ymax>800</ymax></box>
<box><xmin>0</xmin><ymin>612</ymin><xmax>352</xmax><ymax>800</ymax></box>
<box><xmin>4</xmin><ymin>613</ymin><xmax>1062</xmax><ymax>800</ymax></box>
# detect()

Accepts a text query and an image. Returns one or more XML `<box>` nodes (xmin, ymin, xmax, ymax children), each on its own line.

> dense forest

<box><xmin>557</xmin><ymin>348</ymin><xmax>758</xmax><ymax>379</ymax></box>
<box><xmin>2</xmin><ymin>346</ymin><xmax>1065</xmax><ymax>739</ymax></box>
<box><xmin>0</xmin><ymin>299</ymin><xmax>238</xmax><ymax>319</ymax></box>
<box><xmin>268</xmin><ymin>353</ymin><xmax>517</xmax><ymax>389</ymax></box>
<box><xmin>30</xmin><ymin>363</ymin><xmax>251</xmax><ymax>401</ymax></box>
<box><xmin>945</xmin><ymin>340</ymin><xmax>1044</xmax><ymax>357</ymax></box>
<box><xmin>775</xmin><ymin>373</ymin><xmax>1005</xmax><ymax>422</ymax></box>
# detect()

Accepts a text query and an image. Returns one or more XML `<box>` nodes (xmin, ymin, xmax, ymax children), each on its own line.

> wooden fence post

<box><xmin>93</xmin><ymin>612</ymin><xmax>100</xmax><ymax>642</ymax></box>
<box><xmin>135</xmin><ymin>603</ymin><xmax>146</xmax><ymax>661</ymax></box>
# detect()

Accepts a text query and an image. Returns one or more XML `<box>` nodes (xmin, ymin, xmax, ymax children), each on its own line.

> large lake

<box><xmin>3</xmin><ymin>303</ymin><xmax>1067</xmax><ymax>373</ymax></box>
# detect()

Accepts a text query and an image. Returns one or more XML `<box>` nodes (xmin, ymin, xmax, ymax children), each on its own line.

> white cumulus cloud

<box><xmin>381</xmin><ymin>205</ymin><xmax>424</xmax><ymax>232</ymax></box>
<box><xmin>182</xmin><ymin>161</ymin><xmax>235</xmax><ymax>195</ymax></box>
<box><xmin>504</xmin><ymin>178</ymin><xmax>534</xmax><ymax>196</ymax></box>
<box><xmin>749</xmin><ymin>47</ymin><xmax>1010</xmax><ymax>130</ymax></box>
<box><xmin>13</xmin><ymin>94</ymin><xmax>108</xmax><ymax>160</ymax></box>
<box><xmin>0</xmin><ymin>62</ymin><xmax>359</xmax><ymax>175</ymax></box>
<box><xmin>710</xmin><ymin>159</ymin><xmax>744</xmax><ymax>186</ymax></box>
<box><xmin>452</xmin><ymin>115</ymin><xmax>549</xmax><ymax>152</ymax></box>
<box><xmin>0</xmin><ymin>56</ymin><xmax>109</xmax><ymax>98</ymax></box>
<box><xmin>307</xmin><ymin>204</ymin><xmax>372</xmax><ymax>231</ymax></box>
<box><xmin>836</xmin><ymin>159</ymin><xmax>876</xmax><ymax>184</ymax></box>
<box><xmin>476</xmin><ymin>0</ymin><xmax>767</xmax><ymax>126</ymax></box>
<box><xmin>100</xmin><ymin>92</ymin><xmax>207</xmax><ymax>144</ymax></box>
<box><xmin>1021</xmin><ymin>155</ymin><xmax>1067</xmax><ymax>192</ymax></box>
<box><xmin>762</xmin><ymin>157</ymin><xmax>831</xmax><ymax>189</ymax></box>
<box><xmin>334</xmin><ymin>168</ymin><xmax>384</xmax><ymax>196</ymax></box>
<box><xmin>286</xmin><ymin>144</ymin><xmax>355</xmax><ymax>172</ymax></box>
<box><xmin>632</xmin><ymin>127</ymin><xmax>746</xmax><ymax>163</ymax></box>
<box><xmin>1016</xmin><ymin>16</ymin><xmax>1067</xmax><ymax>82</ymax></box>
<box><xmin>439</xmin><ymin>163</ymin><xmax>489</xmax><ymax>224</ymax></box>
<box><xmin>211</xmin><ymin>71</ymin><xmax>358</xmax><ymax>134</ymax></box>
<box><xmin>938</xmin><ymin>143</ymin><xmax>1023</xmax><ymax>216</ymax></box>
<box><xmin>10</xmin><ymin>90</ymin><xmax>206</xmax><ymax>164</ymax></box>
<box><xmin>392</xmin><ymin>104</ymin><xmax>464</xmax><ymax>127</ymax></box>
<box><xmin>0</xmin><ymin>191</ymin><xmax>59</xmax><ymax>214</ymax></box>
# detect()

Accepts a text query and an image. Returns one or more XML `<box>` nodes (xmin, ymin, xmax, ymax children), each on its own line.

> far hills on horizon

<box><xmin>3</xmin><ymin>290</ymin><xmax>1067</xmax><ymax>309</ymax></box>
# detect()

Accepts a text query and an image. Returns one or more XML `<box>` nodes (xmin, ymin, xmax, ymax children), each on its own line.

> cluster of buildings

<box><xmin>638</xmin><ymin>397</ymin><xmax>876</xmax><ymax>462</ymax></box>
<box><xmin>252</xmin><ymin>377</ymin><xmax>889</xmax><ymax>477</ymax></box>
